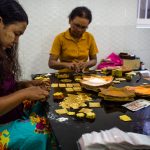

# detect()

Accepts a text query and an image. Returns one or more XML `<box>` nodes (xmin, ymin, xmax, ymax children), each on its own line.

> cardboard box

<box><xmin>123</xmin><ymin>59</ymin><xmax>140</xmax><ymax>70</ymax></box>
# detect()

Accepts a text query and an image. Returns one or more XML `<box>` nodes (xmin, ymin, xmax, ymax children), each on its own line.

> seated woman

<box><xmin>48</xmin><ymin>6</ymin><xmax>99</xmax><ymax>73</ymax></box>
<box><xmin>0</xmin><ymin>0</ymin><xmax>52</xmax><ymax>149</ymax></box>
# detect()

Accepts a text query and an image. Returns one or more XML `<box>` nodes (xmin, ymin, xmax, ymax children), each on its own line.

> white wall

<box><xmin>18</xmin><ymin>0</ymin><xmax>150</xmax><ymax>79</ymax></box>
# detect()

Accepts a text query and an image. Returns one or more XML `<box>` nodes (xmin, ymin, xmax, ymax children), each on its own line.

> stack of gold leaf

<box><xmin>98</xmin><ymin>86</ymin><xmax>135</xmax><ymax>101</ymax></box>
<box><xmin>80</xmin><ymin>75</ymin><xmax>113</xmax><ymax>92</ymax></box>
<box><xmin>129</xmin><ymin>85</ymin><xmax>150</xmax><ymax>97</ymax></box>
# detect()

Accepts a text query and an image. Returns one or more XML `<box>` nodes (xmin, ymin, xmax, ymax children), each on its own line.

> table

<box><xmin>44</xmin><ymin>73</ymin><xmax>150</xmax><ymax>150</ymax></box>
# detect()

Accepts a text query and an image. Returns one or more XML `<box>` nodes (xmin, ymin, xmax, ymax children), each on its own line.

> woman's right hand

<box><xmin>65</xmin><ymin>62</ymin><xmax>76</xmax><ymax>70</ymax></box>
<box><xmin>20</xmin><ymin>86</ymin><xmax>49</xmax><ymax>102</ymax></box>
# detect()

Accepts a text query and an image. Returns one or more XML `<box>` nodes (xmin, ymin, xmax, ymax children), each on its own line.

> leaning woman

<box><xmin>0</xmin><ymin>0</ymin><xmax>52</xmax><ymax>149</ymax></box>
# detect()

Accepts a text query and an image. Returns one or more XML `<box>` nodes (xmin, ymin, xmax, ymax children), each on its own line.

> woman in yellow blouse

<box><xmin>48</xmin><ymin>6</ymin><xmax>98</xmax><ymax>73</ymax></box>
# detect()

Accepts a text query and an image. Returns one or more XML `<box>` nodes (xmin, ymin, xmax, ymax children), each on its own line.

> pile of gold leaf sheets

<box><xmin>98</xmin><ymin>86</ymin><xmax>135</xmax><ymax>101</ymax></box>
<box><xmin>80</xmin><ymin>75</ymin><xmax>113</xmax><ymax>92</ymax></box>
<box><xmin>59</xmin><ymin>93</ymin><xmax>92</xmax><ymax>109</ymax></box>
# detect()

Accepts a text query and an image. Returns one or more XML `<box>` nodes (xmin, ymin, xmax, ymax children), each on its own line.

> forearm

<box><xmin>86</xmin><ymin>59</ymin><xmax>97</xmax><ymax>68</ymax></box>
<box><xmin>0</xmin><ymin>90</ymin><xmax>26</xmax><ymax>115</ymax></box>
<box><xmin>49</xmin><ymin>60</ymin><xmax>68</xmax><ymax>70</ymax></box>
<box><xmin>16</xmin><ymin>80</ymin><xmax>31</xmax><ymax>89</ymax></box>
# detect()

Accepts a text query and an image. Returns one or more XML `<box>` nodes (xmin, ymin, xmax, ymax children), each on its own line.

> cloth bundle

<box><xmin>78</xmin><ymin>127</ymin><xmax>150</xmax><ymax>150</ymax></box>
<box><xmin>97</xmin><ymin>53</ymin><xmax>123</xmax><ymax>69</ymax></box>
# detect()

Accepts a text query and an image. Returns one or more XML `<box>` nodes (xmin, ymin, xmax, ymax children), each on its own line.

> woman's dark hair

<box><xmin>69</xmin><ymin>6</ymin><xmax>92</xmax><ymax>23</ymax></box>
<box><xmin>0</xmin><ymin>0</ymin><xmax>28</xmax><ymax>84</ymax></box>
<box><xmin>0</xmin><ymin>0</ymin><xmax>28</xmax><ymax>25</ymax></box>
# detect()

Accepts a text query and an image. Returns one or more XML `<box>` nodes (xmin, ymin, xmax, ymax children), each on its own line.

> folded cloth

<box><xmin>97</xmin><ymin>53</ymin><xmax>123</xmax><ymax>69</ymax></box>
<box><xmin>77</xmin><ymin>127</ymin><xmax>150</xmax><ymax>150</ymax></box>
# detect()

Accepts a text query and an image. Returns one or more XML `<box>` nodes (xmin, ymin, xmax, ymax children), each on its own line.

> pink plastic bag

<box><xmin>97</xmin><ymin>53</ymin><xmax>123</xmax><ymax>69</ymax></box>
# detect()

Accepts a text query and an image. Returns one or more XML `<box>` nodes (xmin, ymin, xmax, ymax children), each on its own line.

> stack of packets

<box><xmin>122</xmin><ymin>99</ymin><xmax>150</xmax><ymax>111</ymax></box>
<box><xmin>77</xmin><ymin>127</ymin><xmax>150</xmax><ymax>150</ymax></box>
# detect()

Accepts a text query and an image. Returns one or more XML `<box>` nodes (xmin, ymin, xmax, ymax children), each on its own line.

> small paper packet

<box><xmin>122</xmin><ymin>99</ymin><xmax>150</xmax><ymax>111</ymax></box>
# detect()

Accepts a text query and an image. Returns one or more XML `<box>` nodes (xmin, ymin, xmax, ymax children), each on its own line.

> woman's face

<box><xmin>70</xmin><ymin>16</ymin><xmax>89</xmax><ymax>38</ymax></box>
<box><xmin>0</xmin><ymin>20</ymin><xmax>27</xmax><ymax>49</ymax></box>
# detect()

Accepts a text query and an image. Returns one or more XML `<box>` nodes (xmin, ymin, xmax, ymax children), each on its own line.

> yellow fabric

<box><xmin>50</xmin><ymin>29</ymin><xmax>98</xmax><ymax>72</ymax></box>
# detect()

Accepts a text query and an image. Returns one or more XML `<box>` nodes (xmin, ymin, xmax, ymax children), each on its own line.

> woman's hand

<box><xmin>65</xmin><ymin>62</ymin><xmax>76</xmax><ymax>71</ymax></box>
<box><xmin>20</xmin><ymin>86</ymin><xmax>49</xmax><ymax>102</ymax></box>
<box><xmin>26</xmin><ymin>80</ymin><xmax>50</xmax><ymax>91</ymax></box>
<box><xmin>75</xmin><ymin>61</ymin><xmax>88</xmax><ymax>73</ymax></box>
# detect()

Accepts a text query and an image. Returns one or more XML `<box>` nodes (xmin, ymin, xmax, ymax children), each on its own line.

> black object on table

<box><xmin>34</xmin><ymin>73</ymin><xmax>150</xmax><ymax>150</ymax></box>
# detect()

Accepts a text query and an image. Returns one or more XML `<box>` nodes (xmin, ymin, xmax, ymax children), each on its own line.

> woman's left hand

<box><xmin>76</xmin><ymin>61</ymin><xmax>88</xmax><ymax>72</ymax></box>
<box><xmin>27</xmin><ymin>80</ymin><xmax>50</xmax><ymax>91</ymax></box>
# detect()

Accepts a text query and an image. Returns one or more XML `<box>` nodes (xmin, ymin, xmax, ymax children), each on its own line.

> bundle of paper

<box><xmin>77</xmin><ymin>127</ymin><xmax>150</xmax><ymax>150</ymax></box>
<box><xmin>126</xmin><ymin>85</ymin><xmax>150</xmax><ymax>97</ymax></box>
<box><xmin>134</xmin><ymin>85</ymin><xmax>150</xmax><ymax>97</ymax></box>
<box><xmin>98</xmin><ymin>86</ymin><xmax>135</xmax><ymax>101</ymax></box>
<box><xmin>80</xmin><ymin>75</ymin><xmax>113</xmax><ymax>92</ymax></box>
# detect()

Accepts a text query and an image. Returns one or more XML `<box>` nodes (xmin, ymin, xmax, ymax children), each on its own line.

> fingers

<box><xmin>24</xmin><ymin>86</ymin><xmax>49</xmax><ymax>102</ymax></box>
<box><xmin>79</xmin><ymin>62</ymin><xmax>87</xmax><ymax>72</ymax></box>
<box><xmin>74</xmin><ymin>64</ymin><xmax>80</xmax><ymax>73</ymax></box>
<box><xmin>32</xmin><ymin>79</ymin><xmax>43</xmax><ymax>85</ymax></box>
<box><xmin>71</xmin><ymin>63</ymin><xmax>76</xmax><ymax>70</ymax></box>
<box><xmin>33</xmin><ymin>86</ymin><xmax>49</xmax><ymax>98</ymax></box>
<box><xmin>37</xmin><ymin>89</ymin><xmax>49</xmax><ymax>101</ymax></box>
<box><xmin>43</xmin><ymin>81</ymin><xmax>50</xmax><ymax>86</ymax></box>
<box><xmin>40</xmin><ymin>86</ymin><xmax>50</xmax><ymax>91</ymax></box>
<box><xmin>81</xmin><ymin>68</ymin><xmax>86</xmax><ymax>73</ymax></box>
<box><xmin>72</xmin><ymin>62</ymin><xmax>79</xmax><ymax>73</ymax></box>
<box><xmin>32</xmin><ymin>79</ymin><xmax>50</xmax><ymax>87</ymax></box>
<box><xmin>42</xmin><ymin>90</ymin><xmax>49</xmax><ymax>96</ymax></box>
<box><xmin>33</xmin><ymin>79</ymin><xmax>50</xmax><ymax>91</ymax></box>
<box><xmin>67</xmin><ymin>62</ymin><xmax>87</xmax><ymax>73</ymax></box>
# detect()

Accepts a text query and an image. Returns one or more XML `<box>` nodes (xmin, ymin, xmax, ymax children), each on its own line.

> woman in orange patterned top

<box><xmin>49</xmin><ymin>6</ymin><xmax>99</xmax><ymax>73</ymax></box>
